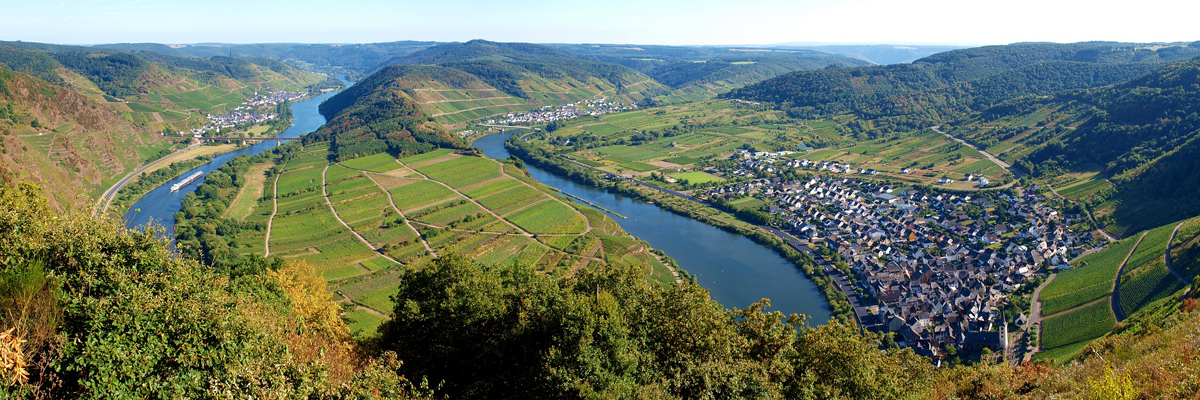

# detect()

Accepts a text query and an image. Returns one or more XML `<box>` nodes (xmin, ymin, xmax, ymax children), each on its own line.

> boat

<box><xmin>170</xmin><ymin>171</ymin><xmax>204</xmax><ymax>192</ymax></box>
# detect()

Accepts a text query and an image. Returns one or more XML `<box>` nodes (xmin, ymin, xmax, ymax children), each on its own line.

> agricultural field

<box><xmin>1039</xmin><ymin>237</ymin><xmax>1139</xmax><ymax>316</ymax></box>
<box><xmin>523</xmin><ymin>100</ymin><xmax>1007</xmax><ymax>191</ymax></box>
<box><xmin>240</xmin><ymin>146</ymin><xmax>670</xmax><ymax>335</ymax></box>
<box><xmin>1038</xmin><ymin>299</ymin><xmax>1116</xmax><ymax>359</ymax></box>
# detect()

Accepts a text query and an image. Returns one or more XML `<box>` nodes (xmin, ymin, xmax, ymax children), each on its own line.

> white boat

<box><xmin>171</xmin><ymin>171</ymin><xmax>204</xmax><ymax>192</ymax></box>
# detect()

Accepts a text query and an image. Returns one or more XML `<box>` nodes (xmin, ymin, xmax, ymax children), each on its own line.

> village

<box><xmin>702</xmin><ymin>171</ymin><xmax>1094</xmax><ymax>361</ymax></box>
<box><xmin>486</xmin><ymin>97</ymin><xmax>638</xmax><ymax>125</ymax></box>
<box><xmin>189</xmin><ymin>90</ymin><xmax>307</xmax><ymax>135</ymax></box>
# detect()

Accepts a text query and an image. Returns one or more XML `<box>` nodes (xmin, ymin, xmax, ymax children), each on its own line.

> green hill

<box><xmin>0</xmin><ymin>42</ymin><xmax>327</xmax><ymax>132</ymax></box>
<box><xmin>550</xmin><ymin>44</ymin><xmax>869</xmax><ymax>103</ymax></box>
<box><xmin>309</xmin><ymin>66</ymin><xmax>468</xmax><ymax>161</ymax></box>
<box><xmin>726</xmin><ymin>42</ymin><xmax>1200</xmax><ymax>132</ymax></box>
<box><xmin>381</xmin><ymin>40</ymin><xmax>670</xmax><ymax>108</ymax></box>
<box><xmin>947</xmin><ymin>57</ymin><xmax>1200</xmax><ymax>235</ymax></box>
<box><xmin>98</xmin><ymin>41</ymin><xmax>439</xmax><ymax>79</ymax></box>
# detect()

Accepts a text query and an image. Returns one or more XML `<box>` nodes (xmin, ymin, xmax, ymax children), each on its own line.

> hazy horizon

<box><xmin>2</xmin><ymin>0</ymin><xmax>1196</xmax><ymax>47</ymax></box>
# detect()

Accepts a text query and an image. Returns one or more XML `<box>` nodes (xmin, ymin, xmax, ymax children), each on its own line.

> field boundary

<box><xmin>1112</xmin><ymin>231</ymin><xmax>1148</xmax><ymax>322</ymax></box>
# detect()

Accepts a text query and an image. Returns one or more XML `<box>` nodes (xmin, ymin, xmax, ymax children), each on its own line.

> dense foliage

<box><xmin>380</xmin><ymin>253</ymin><xmax>933</xmax><ymax>399</ymax></box>
<box><xmin>0</xmin><ymin>182</ymin><xmax>431</xmax><ymax>398</ymax></box>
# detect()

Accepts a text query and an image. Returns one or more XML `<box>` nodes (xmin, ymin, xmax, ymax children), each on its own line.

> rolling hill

<box><xmin>945</xmin><ymin>57</ymin><xmax>1200</xmax><ymax>235</ymax></box>
<box><xmin>0</xmin><ymin>42</ymin><xmax>327</xmax><ymax>132</ymax></box>
<box><xmin>308</xmin><ymin>65</ymin><xmax>468</xmax><ymax>161</ymax></box>
<box><xmin>550</xmin><ymin>44</ymin><xmax>869</xmax><ymax>102</ymax></box>
<box><xmin>380</xmin><ymin>40</ymin><xmax>670</xmax><ymax>108</ymax></box>
<box><xmin>726</xmin><ymin>41</ymin><xmax>1200</xmax><ymax>133</ymax></box>
<box><xmin>0</xmin><ymin>42</ymin><xmax>329</xmax><ymax>209</ymax></box>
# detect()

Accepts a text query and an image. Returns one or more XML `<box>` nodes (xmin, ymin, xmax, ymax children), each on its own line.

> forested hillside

<box><xmin>551</xmin><ymin>44</ymin><xmax>868</xmax><ymax>102</ymax></box>
<box><xmin>381</xmin><ymin>40</ymin><xmax>669</xmax><ymax>104</ymax></box>
<box><xmin>98</xmin><ymin>41</ymin><xmax>439</xmax><ymax>79</ymax></box>
<box><xmin>727</xmin><ymin>42</ymin><xmax>1200</xmax><ymax>132</ymax></box>
<box><xmin>310</xmin><ymin>66</ymin><xmax>467</xmax><ymax>161</ymax></box>
<box><xmin>948</xmin><ymin>57</ymin><xmax>1200</xmax><ymax>234</ymax></box>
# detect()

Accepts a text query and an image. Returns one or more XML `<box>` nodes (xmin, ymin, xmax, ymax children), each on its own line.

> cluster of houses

<box><xmin>729</xmin><ymin>150</ymin><xmax>992</xmax><ymax>187</ymax></box>
<box><xmin>703</xmin><ymin>176</ymin><xmax>1093</xmax><ymax>360</ymax></box>
<box><xmin>188</xmin><ymin>90</ymin><xmax>307</xmax><ymax>135</ymax></box>
<box><xmin>486</xmin><ymin>98</ymin><xmax>636</xmax><ymax>125</ymax></box>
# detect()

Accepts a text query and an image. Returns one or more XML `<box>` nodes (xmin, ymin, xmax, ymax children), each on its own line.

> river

<box><xmin>122</xmin><ymin>88</ymin><xmax>344</xmax><ymax>237</ymax></box>
<box><xmin>122</xmin><ymin>85</ymin><xmax>831</xmax><ymax>323</ymax></box>
<box><xmin>472</xmin><ymin>133</ymin><xmax>831</xmax><ymax>323</ymax></box>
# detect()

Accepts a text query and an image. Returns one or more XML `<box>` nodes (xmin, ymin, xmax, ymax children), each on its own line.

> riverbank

<box><xmin>504</xmin><ymin>136</ymin><xmax>854</xmax><ymax>322</ymax></box>
<box><xmin>100</xmin><ymin>143</ymin><xmax>244</xmax><ymax>216</ymax></box>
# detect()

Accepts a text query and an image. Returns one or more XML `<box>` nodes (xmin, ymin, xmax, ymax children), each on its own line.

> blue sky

<box><xmin>2</xmin><ymin>0</ymin><xmax>1197</xmax><ymax>46</ymax></box>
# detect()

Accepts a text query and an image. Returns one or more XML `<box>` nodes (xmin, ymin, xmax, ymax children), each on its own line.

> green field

<box><xmin>670</xmin><ymin>171</ymin><xmax>725</xmax><ymax>184</ymax></box>
<box><xmin>1039</xmin><ymin>237</ymin><xmax>1138</xmax><ymax>316</ymax></box>
<box><xmin>340</xmin><ymin>152</ymin><xmax>402</xmax><ymax>172</ymax></box>
<box><xmin>1039</xmin><ymin>299</ymin><xmax>1115</xmax><ymax>353</ymax></box>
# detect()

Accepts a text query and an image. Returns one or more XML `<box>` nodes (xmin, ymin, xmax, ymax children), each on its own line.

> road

<box><xmin>1111</xmin><ymin>231</ymin><xmax>1148</xmax><ymax>322</ymax></box>
<box><xmin>931</xmin><ymin>125</ymin><xmax>1021</xmax><ymax>177</ymax></box>
<box><xmin>1164</xmin><ymin>221</ymin><xmax>1189</xmax><ymax>282</ymax></box>
<box><xmin>93</xmin><ymin>141</ymin><xmax>202</xmax><ymax>215</ymax></box>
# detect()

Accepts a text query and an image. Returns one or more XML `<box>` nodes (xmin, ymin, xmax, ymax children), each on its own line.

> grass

<box><xmin>506</xmin><ymin>201</ymin><xmax>586</xmax><ymax>234</ymax></box>
<box><xmin>663</xmin><ymin>156</ymin><xmax>699</xmax><ymax>165</ymax></box>
<box><xmin>225</xmin><ymin>163</ymin><xmax>270</xmax><ymax>221</ymax></box>
<box><xmin>595</xmin><ymin>145</ymin><xmax>664</xmax><ymax>162</ymax></box>
<box><xmin>344</xmin><ymin>309</ymin><xmax>388</xmax><ymax>337</ymax></box>
<box><xmin>1118</xmin><ymin>261</ymin><xmax>1186</xmax><ymax>315</ymax></box>
<box><xmin>670</xmin><ymin>171</ymin><xmax>725</xmax><ymax>184</ymax></box>
<box><xmin>1058</xmin><ymin>178</ymin><xmax>1112</xmax><ymax>200</ymax></box>
<box><xmin>340</xmin><ymin>152</ymin><xmax>401</xmax><ymax>173</ymax></box>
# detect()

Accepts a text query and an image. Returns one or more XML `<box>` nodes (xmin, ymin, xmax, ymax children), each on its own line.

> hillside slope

<box><xmin>0</xmin><ymin>67</ymin><xmax>168</xmax><ymax>208</ymax></box>
<box><xmin>0</xmin><ymin>42</ymin><xmax>327</xmax><ymax>132</ymax></box>
<box><xmin>381</xmin><ymin>40</ymin><xmax>669</xmax><ymax>109</ymax></box>
<box><xmin>551</xmin><ymin>44</ymin><xmax>869</xmax><ymax>102</ymax></box>
<box><xmin>948</xmin><ymin>57</ymin><xmax>1200</xmax><ymax>234</ymax></box>
<box><xmin>726</xmin><ymin>42</ymin><xmax>1200</xmax><ymax>132</ymax></box>
<box><xmin>309</xmin><ymin>66</ymin><xmax>467</xmax><ymax>161</ymax></box>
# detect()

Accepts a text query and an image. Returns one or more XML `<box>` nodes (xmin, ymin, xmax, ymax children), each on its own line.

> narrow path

<box><xmin>322</xmin><ymin>165</ymin><xmax>406</xmax><ymax>266</ymax></box>
<box><xmin>397</xmin><ymin>158</ymin><xmax>533</xmax><ymax>237</ymax></box>
<box><xmin>931</xmin><ymin>125</ymin><xmax>1019</xmax><ymax>177</ymax></box>
<box><xmin>1022</xmin><ymin>273</ymin><xmax>1055</xmax><ymax>362</ymax></box>
<box><xmin>1164</xmin><ymin>221</ymin><xmax>1189</xmax><ymax>282</ymax></box>
<box><xmin>360</xmin><ymin>170</ymin><xmax>437</xmax><ymax>257</ymax></box>
<box><xmin>335</xmin><ymin>291</ymin><xmax>388</xmax><ymax>318</ymax></box>
<box><xmin>264</xmin><ymin>159</ymin><xmax>288</xmax><ymax>257</ymax></box>
<box><xmin>1112</xmin><ymin>231</ymin><xmax>1148</xmax><ymax>322</ymax></box>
